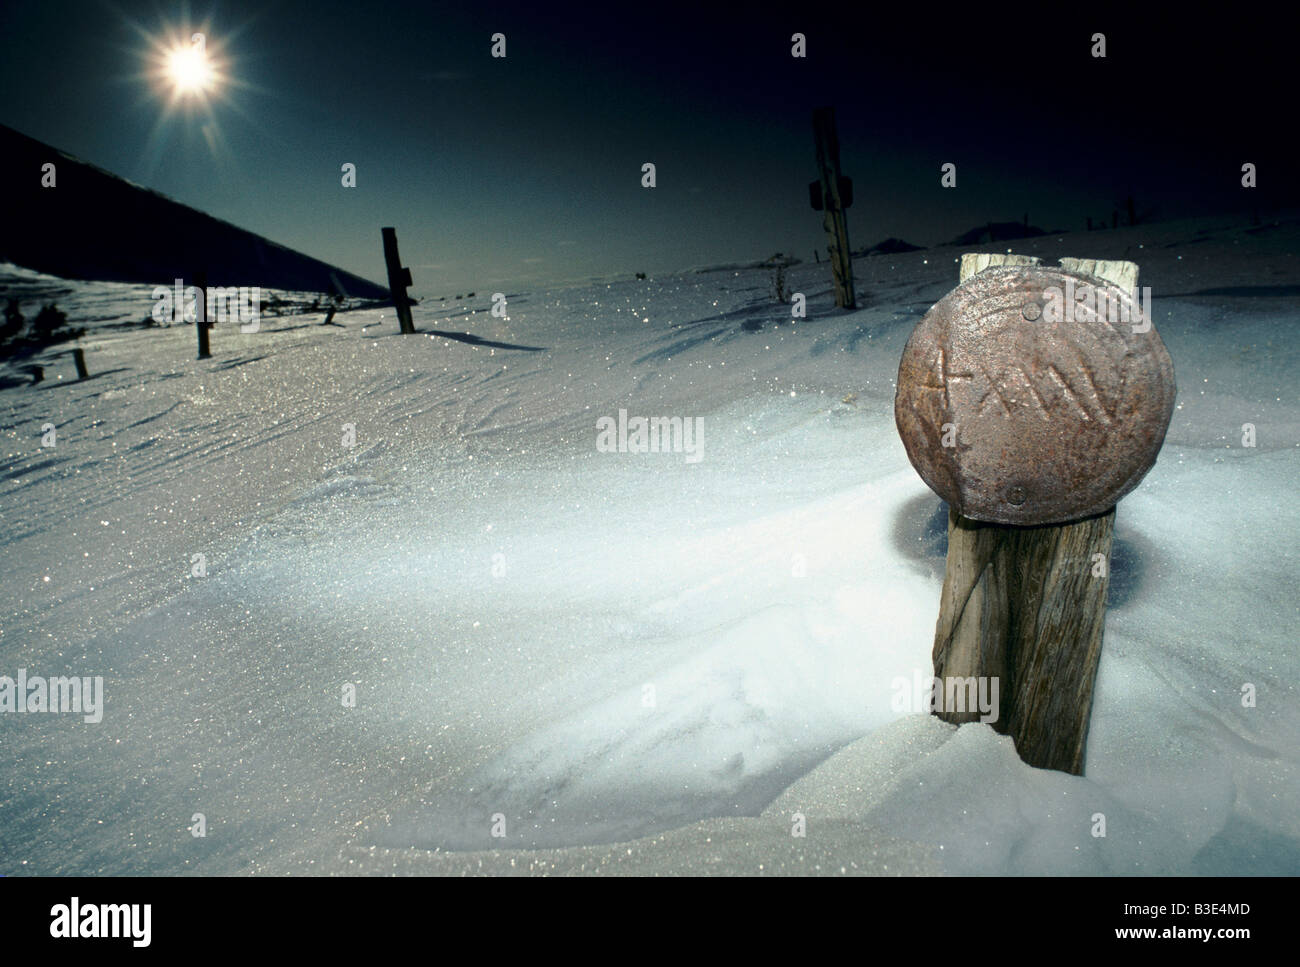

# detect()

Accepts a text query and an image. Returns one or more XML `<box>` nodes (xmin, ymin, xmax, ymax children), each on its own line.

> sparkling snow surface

<box><xmin>1</xmin><ymin>216</ymin><xmax>1297</xmax><ymax>875</ymax></box>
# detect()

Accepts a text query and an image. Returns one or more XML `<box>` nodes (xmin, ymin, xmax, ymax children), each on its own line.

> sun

<box><xmin>166</xmin><ymin>42</ymin><xmax>215</xmax><ymax>95</ymax></box>
<box><xmin>145</xmin><ymin>29</ymin><xmax>227</xmax><ymax>106</ymax></box>
<box><xmin>127</xmin><ymin>8</ymin><xmax>241</xmax><ymax>107</ymax></box>
<box><xmin>129</xmin><ymin>14</ymin><xmax>259</xmax><ymax>169</ymax></box>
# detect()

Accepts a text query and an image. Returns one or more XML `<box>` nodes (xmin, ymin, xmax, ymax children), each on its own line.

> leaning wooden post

<box><xmin>895</xmin><ymin>254</ymin><xmax>1175</xmax><ymax>774</ymax></box>
<box><xmin>381</xmin><ymin>227</ymin><xmax>416</xmax><ymax>334</ymax></box>
<box><xmin>810</xmin><ymin>107</ymin><xmax>856</xmax><ymax>309</ymax></box>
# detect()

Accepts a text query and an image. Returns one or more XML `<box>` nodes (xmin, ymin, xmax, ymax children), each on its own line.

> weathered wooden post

<box><xmin>895</xmin><ymin>253</ymin><xmax>1175</xmax><ymax>774</ymax></box>
<box><xmin>381</xmin><ymin>227</ymin><xmax>415</xmax><ymax>334</ymax></box>
<box><xmin>194</xmin><ymin>271</ymin><xmax>211</xmax><ymax>359</ymax></box>
<box><xmin>809</xmin><ymin>107</ymin><xmax>856</xmax><ymax>309</ymax></box>
<box><xmin>72</xmin><ymin>346</ymin><xmax>89</xmax><ymax>380</ymax></box>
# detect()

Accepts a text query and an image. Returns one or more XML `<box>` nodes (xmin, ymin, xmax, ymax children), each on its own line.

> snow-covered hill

<box><xmin>1</xmin><ymin>215</ymin><xmax>1297</xmax><ymax>875</ymax></box>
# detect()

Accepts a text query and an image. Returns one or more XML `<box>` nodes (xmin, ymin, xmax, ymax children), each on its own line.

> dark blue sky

<box><xmin>0</xmin><ymin>1</ymin><xmax>1289</xmax><ymax>295</ymax></box>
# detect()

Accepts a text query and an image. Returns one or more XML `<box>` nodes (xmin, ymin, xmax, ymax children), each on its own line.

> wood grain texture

<box><xmin>959</xmin><ymin>252</ymin><xmax>1040</xmax><ymax>281</ymax></box>
<box><xmin>1001</xmin><ymin>509</ymin><xmax>1113</xmax><ymax>773</ymax></box>
<box><xmin>1059</xmin><ymin>257</ymin><xmax>1139</xmax><ymax>296</ymax></box>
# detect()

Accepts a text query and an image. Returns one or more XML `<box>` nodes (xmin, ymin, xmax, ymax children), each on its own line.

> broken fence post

<box><xmin>894</xmin><ymin>253</ymin><xmax>1176</xmax><ymax>774</ymax></box>
<box><xmin>810</xmin><ymin>106</ymin><xmax>856</xmax><ymax>309</ymax></box>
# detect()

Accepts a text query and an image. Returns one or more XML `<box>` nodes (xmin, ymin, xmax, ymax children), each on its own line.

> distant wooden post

<box><xmin>72</xmin><ymin>346</ymin><xmax>89</xmax><ymax>380</ymax></box>
<box><xmin>381</xmin><ymin>227</ymin><xmax>416</xmax><ymax>334</ymax></box>
<box><xmin>897</xmin><ymin>253</ymin><xmax>1175</xmax><ymax>775</ymax></box>
<box><xmin>194</xmin><ymin>271</ymin><xmax>211</xmax><ymax>359</ymax></box>
<box><xmin>810</xmin><ymin>107</ymin><xmax>856</xmax><ymax>309</ymax></box>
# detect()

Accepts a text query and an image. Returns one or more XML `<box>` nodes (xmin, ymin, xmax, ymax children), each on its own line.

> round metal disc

<box><xmin>894</xmin><ymin>265</ymin><xmax>1176</xmax><ymax>526</ymax></box>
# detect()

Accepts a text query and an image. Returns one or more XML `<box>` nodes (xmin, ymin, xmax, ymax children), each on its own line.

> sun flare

<box><xmin>166</xmin><ymin>43</ymin><xmax>214</xmax><ymax>95</ymax></box>
<box><xmin>135</xmin><ymin>20</ymin><xmax>250</xmax><ymax>166</ymax></box>
<box><xmin>145</xmin><ymin>28</ymin><xmax>227</xmax><ymax>106</ymax></box>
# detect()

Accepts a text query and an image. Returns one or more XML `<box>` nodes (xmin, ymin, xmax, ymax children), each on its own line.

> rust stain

<box><xmin>894</xmin><ymin>265</ymin><xmax>1176</xmax><ymax>525</ymax></box>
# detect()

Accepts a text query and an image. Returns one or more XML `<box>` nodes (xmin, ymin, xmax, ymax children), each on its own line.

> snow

<box><xmin>1</xmin><ymin>214</ymin><xmax>1297</xmax><ymax>875</ymax></box>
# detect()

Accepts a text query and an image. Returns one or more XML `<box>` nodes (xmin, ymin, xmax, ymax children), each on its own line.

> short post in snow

<box><xmin>194</xmin><ymin>270</ymin><xmax>211</xmax><ymax>359</ymax></box>
<box><xmin>894</xmin><ymin>253</ymin><xmax>1176</xmax><ymax>774</ymax></box>
<box><xmin>809</xmin><ymin>106</ymin><xmax>856</xmax><ymax>309</ymax></box>
<box><xmin>72</xmin><ymin>346</ymin><xmax>89</xmax><ymax>380</ymax></box>
<box><xmin>381</xmin><ymin>227</ymin><xmax>416</xmax><ymax>334</ymax></box>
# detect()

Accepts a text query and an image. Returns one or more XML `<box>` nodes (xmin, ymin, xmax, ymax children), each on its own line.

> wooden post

<box><xmin>931</xmin><ymin>253</ymin><xmax>1137</xmax><ymax>775</ymax></box>
<box><xmin>381</xmin><ymin>227</ymin><xmax>415</xmax><ymax>334</ymax></box>
<box><xmin>194</xmin><ymin>271</ymin><xmax>211</xmax><ymax>359</ymax></box>
<box><xmin>72</xmin><ymin>346</ymin><xmax>89</xmax><ymax>380</ymax></box>
<box><xmin>811</xmin><ymin>107</ymin><xmax>856</xmax><ymax>309</ymax></box>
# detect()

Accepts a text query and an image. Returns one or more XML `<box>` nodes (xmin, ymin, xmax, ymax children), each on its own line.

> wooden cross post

<box><xmin>896</xmin><ymin>253</ymin><xmax>1175</xmax><ymax>775</ymax></box>
<box><xmin>810</xmin><ymin>107</ymin><xmax>856</xmax><ymax>309</ymax></box>
<box><xmin>381</xmin><ymin>227</ymin><xmax>416</xmax><ymax>334</ymax></box>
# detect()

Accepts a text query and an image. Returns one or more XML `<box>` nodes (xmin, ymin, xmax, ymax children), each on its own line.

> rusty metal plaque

<box><xmin>895</xmin><ymin>265</ymin><xmax>1176</xmax><ymax>526</ymax></box>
